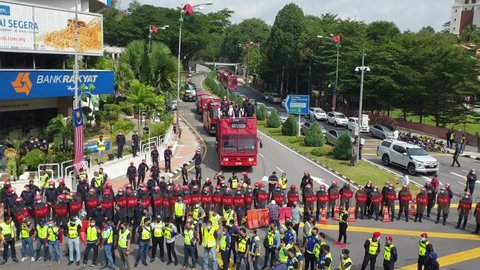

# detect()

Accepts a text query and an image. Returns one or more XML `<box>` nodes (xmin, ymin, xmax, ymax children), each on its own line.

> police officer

<box><xmin>125</xmin><ymin>185</ymin><xmax>138</xmax><ymax>224</ymax></box>
<box><xmin>236</xmin><ymin>227</ymin><xmax>250</xmax><ymax>270</ymax></box>
<box><xmin>336</xmin><ymin>208</ymin><xmax>348</xmax><ymax>248</ymax></box>
<box><xmin>150</xmin><ymin>215</ymin><xmax>165</xmax><ymax>263</ymax></box>
<box><xmin>85</xmin><ymin>188</ymin><xmax>100</xmax><ymax>219</ymax></box>
<box><xmin>456</xmin><ymin>192</ymin><xmax>472</xmax><ymax>230</ymax></box>
<box><xmin>91</xmin><ymin>171</ymin><xmax>105</xmax><ymax>194</ymax></box>
<box><xmin>150</xmin><ymin>163</ymin><xmax>160</xmax><ymax>186</ymax></box>
<box><xmin>268</xmin><ymin>171</ymin><xmax>278</xmax><ymax>201</ymax></box>
<box><xmin>435</xmin><ymin>187</ymin><xmax>451</xmax><ymax>225</ymax></box>
<box><xmin>425</xmin><ymin>181</ymin><xmax>435</xmax><ymax>218</ymax></box>
<box><xmin>117</xmin><ymin>221</ymin><xmax>131</xmax><ymax>270</ymax></box>
<box><xmin>132</xmin><ymin>130</ymin><xmax>140</xmax><ymax>157</ymax></box>
<box><xmin>134</xmin><ymin>218</ymin><xmax>151</xmax><ymax>267</ymax></box>
<box><xmin>383</xmin><ymin>236</ymin><xmax>397</xmax><ymax>270</ymax></box>
<box><xmin>397</xmin><ymin>185</ymin><xmax>412</xmax><ymax>222</ymax></box>
<box><xmin>127</xmin><ymin>162</ymin><xmax>137</xmax><ymax>189</ymax></box>
<box><xmin>102</xmin><ymin>188</ymin><xmax>115</xmax><ymax>221</ymax></box>
<box><xmin>328</xmin><ymin>181</ymin><xmax>340</xmax><ymax>219</ymax></box>
<box><xmin>39</xmin><ymin>171</ymin><xmax>50</xmax><ymax>196</ymax></box>
<box><xmin>340</xmin><ymin>182</ymin><xmax>354</xmax><ymax>211</ymax></box>
<box><xmin>116</xmin><ymin>131</ymin><xmax>126</xmax><ymax>159</ymax></box>
<box><xmin>137</xmin><ymin>159</ymin><xmax>149</xmax><ymax>187</ymax></box>
<box><xmin>315</xmin><ymin>184</ymin><xmax>328</xmax><ymax>221</ymax></box>
<box><xmin>473</xmin><ymin>201</ymin><xmax>480</xmax><ymax>234</ymax></box>
<box><xmin>219</xmin><ymin>226</ymin><xmax>231</xmax><ymax>270</ymax></box>
<box><xmin>256</xmin><ymin>183</ymin><xmax>268</xmax><ymax>209</ymax></box>
<box><xmin>384</xmin><ymin>184</ymin><xmax>396</xmax><ymax>222</ymax></box>
<box><xmin>20</xmin><ymin>184</ymin><xmax>35</xmax><ymax>210</ymax></box>
<box><xmin>1</xmin><ymin>216</ymin><xmax>18</xmax><ymax>264</ymax></box>
<box><xmin>76</xmin><ymin>176</ymin><xmax>89</xmax><ymax>207</ymax></box>
<box><xmin>164</xmin><ymin>145</ymin><xmax>173</xmax><ymax>173</ymax></box>
<box><xmin>34</xmin><ymin>219</ymin><xmax>48</xmax><ymax>262</ymax></box>
<box><xmin>56</xmin><ymin>179</ymin><xmax>69</xmax><ymax>196</ymax></box>
<box><xmin>44</xmin><ymin>181</ymin><xmax>57</xmax><ymax>219</ymax></box>
<box><xmin>54</xmin><ymin>194</ymin><xmax>69</xmax><ymax>229</ymax></box>
<box><xmin>415</xmin><ymin>188</ymin><xmax>428</xmax><ymax>223</ymax></box>
<box><xmin>150</xmin><ymin>146</ymin><xmax>159</xmax><ymax>166</ymax></box>
<box><xmin>300</xmin><ymin>171</ymin><xmax>313</xmax><ymax>203</ymax></box>
<box><xmin>202</xmin><ymin>220</ymin><xmax>218</xmax><ymax>270</ymax></box>
<box><xmin>69</xmin><ymin>191</ymin><xmax>82</xmax><ymax>219</ymax></box>
<box><xmin>339</xmin><ymin>249</ymin><xmax>353</xmax><ymax>270</ymax></box>
<box><xmin>279</xmin><ymin>172</ymin><xmax>288</xmax><ymax>202</ymax></box>
<box><xmin>417</xmin><ymin>233</ymin><xmax>433</xmax><ymax>270</ymax></box>
<box><xmin>183</xmin><ymin>221</ymin><xmax>198</xmax><ymax>270</ymax></box>
<box><xmin>354</xmin><ymin>187</ymin><xmax>367</xmax><ymax>219</ymax></box>
<box><xmin>262</xmin><ymin>222</ymin><xmax>280</xmax><ymax>270</ymax></box>
<box><xmin>229</xmin><ymin>172</ymin><xmax>240</xmax><ymax>190</ymax></box>
<box><xmin>360</xmin><ymin>232</ymin><xmax>381</xmax><ymax>270</ymax></box>
<box><xmin>287</xmin><ymin>184</ymin><xmax>300</xmax><ymax>208</ymax></box>
<box><xmin>33</xmin><ymin>195</ymin><xmax>48</xmax><ymax>226</ymax></box>
<box><xmin>174</xmin><ymin>196</ymin><xmax>186</xmax><ymax>235</ymax></box>
<box><xmin>164</xmin><ymin>218</ymin><xmax>178</xmax><ymax>266</ymax></box>
<box><xmin>131</xmin><ymin>200</ymin><xmax>145</xmax><ymax>243</ymax></box>
<box><xmin>83</xmin><ymin>219</ymin><xmax>100</xmax><ymax>267</ymax></box>
<box><xmin>304</xmin><ymin>227</ymin><xmax>319</xmax><ymax>270</ymax></box>
<box><xmin>192</xmin><ymin>149</ymin><xmax>202</xmax><ymax>181</ymax></box>
<box><xmin>273</xmin><ymin>184</ymin><xmax>285</xmax><ymax>206</ymax></box>
<box><xmin>249</xmin><ymin>229</ymin><xmax>261</xmax><ymax>270</ymax></box>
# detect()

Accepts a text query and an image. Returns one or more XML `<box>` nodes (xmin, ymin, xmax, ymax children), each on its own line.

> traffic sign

<box><xmin>285</xmin><ymin>95</ymin><xmax>310</xmax><ymax>115</ymax></box>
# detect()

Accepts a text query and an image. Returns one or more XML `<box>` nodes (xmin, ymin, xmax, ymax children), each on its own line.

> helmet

<box><xmin>126</xmin><ymin>184</ymin><xmax>132</xmax><ymax>189</ymax></box>
<box><xmin>226</xmin><ymin>188</ymin><xmax>232</xmax><ymax>193</ymax></box>
<box><xmin>247</xmin><ymin>185</ymin><xmax>252</xmax><ymax>189</ymax></box>
<box><xmin>290</xmin><ymin>184</ymin><xmax>296</xmax><ymax>190</ymax></box>
<box><xmin>58</xmin><ymin>194</ymin><xmax>66</xmax><ymax>201</ymax></box>
<box><xmin>16</xmin><ymin>197</ymin><xmax>23</xmax><ymax>202</ymax></box>
<box><xmin>259</xmin><ymin>183</ymin><xmax>265</xmax><ymax>188</ymax></box>
<box><xmin>70</xmin><ymin>192</ymin><xmax>77</xmax><ymax>197</ymax></box>
<box><xmin>304</xmin><ymin>171</ymin><xmax>308</xmax><ymax>175</ymax></box>
<box><xmin>183</xmin><ymin>185</ymin><xmax>190</xmax><ymax>191</ymax></box>
<box><xmin>193</xmin><ymin>185</ymin><xmax>199</xmax><ymax>190</ymax></box>
<box><xmin>204</xmin><ymin>186</ymin><xmax>211</xmax><ymax>192</ymax></box>
<box><xmin>118</xmin><ymin>187</ymin><xmax>124</xmax><ymax>193</ymax></box>
<box><xmin>277</xmin><ymin>184</ymin><xmax>282</xmax><ymax>189</ymax></box>
<box><xmin>34</xmin><ymin>195</ymin><xmax>41</xmax><ymax>201</ymax></box>
<box><xmin>153</xmin><ymin>186</ymin><xmax>160</xmax><ymax>191</ymax></box>
<box><xmin>332</xmin><ymin>181</ymin><xmax>338</xmax><ymax>186</ymax></box>
<box><xmin>445</xmin><ymin>184</ymin><xmax>450</xmax><ymax>188</ymax></box>
<box><xmin>167</xmin><ymin>186</ymin><xmax>173</xmax><ymax>191</ymax></box>
<box><xmin>59</xmin><ymin>179</ymin><xmax>65</xmax><ymax>185</ymax></box>
<box><xmin>320</xmin><ymin>184</ymin><xmax>326</xmax><ymax>189</ymax></box>
<box><xmin>215</xmin><ymin>185</ymin><xmax>221</xmax><ymax>189</ymax></box>
<box><xmin>242</xmin><ymin>172</ymin><xmax>248</xmax><ymax>176</ymax></box>
<box><xmin>141</xmin><ymin>186</ymin><xmax>147</xmax><ymax>192</ymax></box>
<box><xmin>49</xmin><ymin>181</ymin><xmax>55</xmax><ymax>186</ymax></box>
<box><xmin>237</xmin><ymin>185</ymin><xmax>243</xmax><ymax>190</ymax></box>
<box><xmin>105</xmin><ymin>183</ymin><xmax>112</xmax><ymax>189</ymax></box>
<box><xmin>174</xmin><ymin>184</ymin><xmax>181</xmax><ymax>192</ymax></box>
<box><xmin>206</xmin><ymin>177</ymin><xmax>211</xmax><ymax>183</ymax></box>
<box><xmin>104</xmin><ymin>189</ymin><xmax>111</xmax><ymax>196</ymax></box>
<box><xmin>89</xmin><ymin>188</ymin><xmax>96</xmax><ymax>194</ymax></box>
<box><xmin>254</xmin><ymin>181</ymin><xmax>260</xmax><ymax>187</ymax></box>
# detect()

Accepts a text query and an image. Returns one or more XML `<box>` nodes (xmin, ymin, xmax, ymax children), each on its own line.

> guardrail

<box><xmin>37</xmin><ymin>163</ymin><xmax>61</xmax><ymax>180</ymax></box>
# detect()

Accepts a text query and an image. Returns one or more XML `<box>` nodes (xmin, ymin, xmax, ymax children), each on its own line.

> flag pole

<box><xmin>73</xmin><ymin>0</ymin><xmax>79</xmax><ymax>110</ymax></box>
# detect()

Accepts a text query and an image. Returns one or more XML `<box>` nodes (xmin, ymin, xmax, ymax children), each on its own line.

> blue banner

<box><xmin>0</xmin><ymin>70</ymin><xmax>114</xmax><ymax>100</ymax></box>
<box><xmin>73</xmin><ymin>108</ymin><xmax>84</xmax><ymax>128</ymax></box>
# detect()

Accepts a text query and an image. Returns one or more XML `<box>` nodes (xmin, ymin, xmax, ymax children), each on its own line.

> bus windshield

<box><xmin>222</xmin><ymin>135</ymin><xmax>256</xmax><ymax>154</ymax></box>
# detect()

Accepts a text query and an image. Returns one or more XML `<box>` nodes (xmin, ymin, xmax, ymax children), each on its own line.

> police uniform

<box><xmin>151</xmin><ymin>220</ymin><xmax>165</xmax><ymax>262</ymax></box>
<box><xmin>360</xmin><ymin>238</ymin><xmax>380</xmax><ymax>270</ymax></box>
<box><xmin>83</xmin><ymin>224</ymin><xmax>99</xmax><ymax>266</ymax></box>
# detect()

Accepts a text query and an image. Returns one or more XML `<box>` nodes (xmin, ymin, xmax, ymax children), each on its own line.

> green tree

<box><xmin>256</xmin><ymin>105</ymin><xmax>267</xmax><ymax>120</ymax></box>
<box><xmin>45</xmin><ymin>115</ymin><xmax>74</xmax><ymax>153</ymax></box>
<box><xmin>266</xmin><ymin>109</ymin><xmax>282</xmax><ymax>128</ymax></box>
<box><xmin>333</xmin><ymin>132</ymin><xmax>353</xmax><ymax>160</ymax></box>
<box><xmin>282</xmin><ymin>116</ymin><xmax>298</xmax><ymax>136</ymax></box>
<box><xmin>304</xmin><ymin>122</ymin><xmax>325</xmax><ymax>147</ymax></box>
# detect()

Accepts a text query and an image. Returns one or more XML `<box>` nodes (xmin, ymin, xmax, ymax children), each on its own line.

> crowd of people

<box><xmin>0</xmin><ymin>164</ymin><xmax>478</xmax><ymax>270</ymax></box>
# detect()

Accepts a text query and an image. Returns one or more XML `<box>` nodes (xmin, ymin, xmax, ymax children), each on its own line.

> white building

<box><xmin>451</xmin><ymin>0</ymin><xmax>480</xmax><ymax>35</ymax></box>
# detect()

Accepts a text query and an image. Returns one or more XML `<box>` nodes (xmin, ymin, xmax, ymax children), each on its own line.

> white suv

<box><xmin>326</xmin><ymin>111</ymin><xmax>348</xmax><ymax>127</ymax></box>
<box><xmin>377</xmin><ymin>140</ymin><xmax>439</xmax><ymax>175</ymax></box>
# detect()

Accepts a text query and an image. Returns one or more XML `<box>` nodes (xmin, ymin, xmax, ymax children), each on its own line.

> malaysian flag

<box><xmin>73</xmin><ymin>108</ymin><xmax>87</xmax><ymax>173</ymax></box>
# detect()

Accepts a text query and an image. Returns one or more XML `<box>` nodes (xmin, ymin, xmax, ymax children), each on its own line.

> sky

<box><xmin>118</xmin><ymin>0</ymin><xmax>453</xmax><ymax>32</ymax></box>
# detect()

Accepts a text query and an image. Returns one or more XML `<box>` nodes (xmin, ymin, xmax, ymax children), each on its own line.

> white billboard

<box><xmin>0</xmin><ymin>1</ymin><xmax>103</xmax><ymax>56</ymax></box>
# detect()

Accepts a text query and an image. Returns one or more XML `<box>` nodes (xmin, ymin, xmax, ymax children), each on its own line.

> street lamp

<box><xmin>317</xmin><ymin>34</ymin><xmax>341</xmax><ymax>111</ymax></box>
<box><xmin>176</xmin><ymin>2</ymin><xmax>213</xmax><ymax>137</ymax></box>
<box><xmin>148</xmin><ymin>24</ymin><xmax>169</xmax><ymax>49</ymax></box>
<box><xmin>355</xmin><ymin>52</ymin><xmax>370</xmax><ymax>162</ymax></box>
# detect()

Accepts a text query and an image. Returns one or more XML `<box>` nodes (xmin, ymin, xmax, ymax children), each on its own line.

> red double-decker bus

<box><xmin>203</xmin><ymin>101</ymin><xmax>221</xmax><ymax>135</ymax></box>
<box><xmin>226</xmin><ymin>74</ymin><xmax>238</xmax><ymax>91</ymax></box>
<box><xmin>215</xmin><ymin>116</ymin><xmax>260</xmax><ymax>167</ymax></box>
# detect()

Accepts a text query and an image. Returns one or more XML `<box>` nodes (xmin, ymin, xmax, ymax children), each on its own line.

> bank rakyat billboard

<box><xmin>0</xmin><ymin>70</ymin><xmax>114</xmax><ymax>100</ymax></box>
<box><xmin>0</xmin><ymin>1</ymin><xmax>103</xmax><ymax>56</ymax></box>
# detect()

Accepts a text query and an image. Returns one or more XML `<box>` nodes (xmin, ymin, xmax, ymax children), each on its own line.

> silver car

<box><xmin>300</xmin><ymin>122</ymin><xmax>327</xmax><ymax>135</ymax></box>
<box><xmin>370</xmin><ymin>124</ymin><xmax>397</xmax><ymax>140</ymax></box>
<box><xmin>325</xmin><ymin>129</ymin><xmax>353</xmax><ymax>145</ymax></box>
<box><xmin>270</xmin><ymin>93</ymin><xmax>282</xmax><ymax>104</ymax></box>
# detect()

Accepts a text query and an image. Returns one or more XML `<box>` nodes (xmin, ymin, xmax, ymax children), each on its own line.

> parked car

<box><xmin>183</xmin><ymin>89</ymin><xmax>196</xmax><ymax>102</ymax></box>
<box><xmin>300</xmin><ymin>122</ymin><xmax>327</xmax><ymax>135</ymax></box>
<box><xmin>281</xmin><ymin>99</ymin><xmax>286</xmax><ymax>108</ymax></box>
<box><xmin>309</xmin><ymin>107</ymin><xmax>327</xmax><ymax>121</ymax></box>
<box><xmin>166</xmin><ymin>100</ymin><xmax>178</xmax><ymax>111</ymax></box>
<box><xmin>370</xmin><ymin>124</ymin><xmax>397</xmax><ymax>139</ymax></box>
<box><xmin>325</xmin><ymin>129</ymin><xmax>353</xmax><ymax>145</ymax></box>
<box><xmin>377</xmin><ymin>139</ymin><xmax>439</xmax><ymax>175</ymax></box>
<box><xmin>270</xmin><ymin>93</ymin><xmax>282</xmax><ymax>104</ymax></box>
<box><xmin>326</xmin><ymin>111</ymin><xmax>348</xmax><ymax>127</ymax></box>
<box><xmin>279</xmin><ymin>112</ymin><xmax>289</xmax><ymax>123</ymax></box>
<box><xmin>264</xmin><ymin>92</ymin><xmax>273</xmax><ymax>101</ymax></box>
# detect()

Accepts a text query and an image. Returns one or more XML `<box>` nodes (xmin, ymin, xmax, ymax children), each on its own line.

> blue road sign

<box><xmin>285</xmin><ymin>95</ymin><xmax>310</xmax><ymax>115</ymax></box>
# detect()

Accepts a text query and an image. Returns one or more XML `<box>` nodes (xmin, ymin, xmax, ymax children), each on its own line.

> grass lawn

<box><xmin>257</xmin><ymin>121</ymin><xmax>413</xmax><ymax>191</ymax></box>
<box><xmin>390</xmin><ymin>109</ymin><xmax>480</xmax><ymax>135</ymax></box>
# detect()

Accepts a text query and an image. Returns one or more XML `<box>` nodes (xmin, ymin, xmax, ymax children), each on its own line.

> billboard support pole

<box><xmin>73</xmin><ymin>0</ymin><xmax>79</xmax><ymax>110</ymax></box>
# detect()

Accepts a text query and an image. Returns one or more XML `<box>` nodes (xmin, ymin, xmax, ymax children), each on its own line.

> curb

<box><xmin>257</xmin><ymin>129</ymin><xmax>360</xmax><ymax>189</ymax></box>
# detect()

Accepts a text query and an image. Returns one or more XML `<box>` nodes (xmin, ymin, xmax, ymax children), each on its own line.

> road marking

<box><xmin>362</xmin><ymin>159</ymin><xmax>424</xmax><ymax>188</ymax></box>
<box><xmin>450</xmin><ymin>172</ymin><xmax>465</xmax><ymax>179</ymax></box>
<box><xmin>458</xmin><ymin>181</ymin><xmax>465</xmax><ymax>186</ymax></box>
<box><xmin>398</xmin><ymin>247</ymin><xmax>480</xmax><ymax>270</ymax></box>
<box><xmin>261</xmin><ymin>176</ymin><xmax>268</xmax><ymax>182</ymax></box>
<box><xmin>461</xmin><ymin>169</ymin><xmax>469</xmax><ymax>173</ymax></box>
<box><xmin>310</xmin><ymin>176</ymin><xmax>329</xmax><ymax>187</ymax></box>
<box><xmin>421</xmin><ymin>176</ymin><xmax>430</xmax><ymax>181</ymax></box>
<box><xmin>257</xmin><ymin>130</ymin><xmax>351</xmax><ymax>186</ymax></box>
<box><xmin>258</xmin><ymin>153</ymin><xmax>265</xmax><ymax>158</ymax></box>
<box><xmin>313</xmin><ymin>224</ymin><xmax>480</xmax><ymax>241</ymax></box>
<box><xmin>276</xmin><ymin>166</ymin><xmax>284</xmax><ymax>173</ymax></box>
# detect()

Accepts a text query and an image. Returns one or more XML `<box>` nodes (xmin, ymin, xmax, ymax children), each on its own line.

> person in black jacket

<box><xmin>450</xmin><ymin>144</ymin><xmax>461</xmax><ymax>167</ymax></box>
<box><xmin>137</xmin><ymin>160</ymin><xmax>149</xmax><ymax>187</ymax></box>
<box><xmin>127</xmin><ymin>162</ymin><xmax>137</xmax><ymax>189</ymax></box>
<box><xmin>181</xmin><ymin>163</ymin><xmax>189</xmax><ymax>186</ymax></box>
<box><xmin>360</xmin><ymin>232</ymin><xmax>381</xmax><ymax>270</ymax></box>
<box><xmin>116</xmin><ymin>131</ymin><xmax>126</xmax><ymax>159</ymax></box>
<box><xmin>132</xmin><ymin>131</ymin><xmax>140</xmax><ymax>157</ymax></box>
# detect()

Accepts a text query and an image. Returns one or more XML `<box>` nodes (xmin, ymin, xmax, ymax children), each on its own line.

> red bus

<box><xmin>203</xmin><ymin>101</ymin><xmax>221</xmax><ymax>135</ymax></box>
<box><xmin>195</xmin><ymin>91</ymin><xmax>210</xmax><ymax>114</ymax></box>
<box><xmin>215</xmin><ymin>116</ymin><xmax>260</xmax><ymax>167</ymax></box>
<box><xmin>198</xmin><ymin>96</ymin><xmax>220</xmax><ymax>117</ymax></box>
<box><xmin>226</xmin><ymin>74</ymin><xmax>238</xmax><ymax>91</ymax></box>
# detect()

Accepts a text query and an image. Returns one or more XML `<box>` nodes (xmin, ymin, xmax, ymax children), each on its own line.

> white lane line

<box><xmin>362</xmin><ymin>159</ymin><xmax>423</xmax><ymax>188</ymax></box>
<box><xmin>310</xmin><ymin>176</ymin><xmax>330</xmax><ymax>188</ymax></box>
<box><xmin>258</xmin><ymin>153</ymin><xmax>265</xmax><ymax>158</ymax></box>
<box><xmin>461</xmin><ymin>169</ymin><xmax>469</xmax><ymax>173</ymax></box>
<box><xmin>457</xmin><ymin>181</ymin><xmax>465</xmax><ymax>186</ymax></box>
<box><xmin>261</xmin><ymin>176</ymin><xmax>269</xmax><ymax>182</ymax></box>
<box><xmin>421</xmin><ymin>176</ymin><xmax>430</xmax><ymax>180</ymax></box>
<box><xmin>276</xmin><ymin>166</ymin><xmax>284</xmax><ymax>173</ymax></box>
<box><xmin>450</xmin><ymin>172</ymin><xmax>465</xmax><ymax>179</ymax></box>
<box><xmin>258</xmin><ymin>130</ymin><xmax>351</xmax><ymax>186</ymax></box>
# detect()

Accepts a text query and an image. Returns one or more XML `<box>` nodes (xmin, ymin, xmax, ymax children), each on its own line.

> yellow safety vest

<box><xmin>220</xmin><ymin>234</ymin><xmax>228</xmax><ymax>251</ymax></box>
<box><xmin>48</xmin><ymin>227</ymin><xmax>59</xmax><ymax>241</ymax></box>
<box><xmin>21</xmin><ymin>222</ymin><xmax>31</xmax><ymax>239</ymax></box>
<box><xmin>249</xmin><ymin>236</ymin><xmax>260</xmax><ymax>256</ymax></box>
<box><xmin>79</xmin><ymin>172</ymin><xmax>88</xmax><ymax>180</ymax></box>
<box><xmin>279</xmin><ymin>246</ymin><xmax>289</xmax><ymax>263</ymax></box>
<box><xmin>104</xmin><ymin>227</ymin><xmax>113</xmax><ymax>244</ymax></box>
<box><xmin>163</xmin><ymin>225</ymin><xmax>172</xmax><ymax>240</ymax></box>
<box><xmin>339</xmin><ymin>257</ymin><xmax>352</xmax><ymax>270</ymax></box>
<box><xmin>36</xmin><ymin>225</ymin><xmax>48</xmax><ymax>239</ymax></box>
<box><xmin>97</xmin><ymin>139</ymin><xmax>106</xmax><ymax>151</ymax></box>
<box><xmin>321</xmin><ymin>252</ymin><xmax>333</xmax><ymax>270</ymax></box>
<box><xmin>223</xmin><ymin>209</ymin><xmax>234</xmax><ymax>225</ymax></box>
<box><xmin>203</xmin><ymin>227</ymin><xmax>216</xmax><ymax>248</ymax></box>
<box><xmin>210</xmin><ymin>214</ymin><xmax>220</xmax><ymax>231</ymax></box>
<box><xmin>68</xmin><ymin>223</ymin><xmax>79</xmax><ymax>239</ymax></box>
<box><xmin>153</xmin><ymin>222</ymin><xmax>164</xmax><ymax>237</ymax></box>
<box><xmin>141</xmin><ymin>226</ymin><xmax>151</xmax><ymax>241</ymax></box>
<box><xmin>40</xmin><ymin>174</ymin><xmax>50</xmax><ymax>188</ymax></box>
<box><xmin>184</xmin><ymin>229</ymin><xmax>194</xmax><ymax>245</ymax></box>
<box><xmin>231</xmin><ymin>178</ymin><xmax>238</xmax><ymax>189</ymax></box>
<box><xmin>368</xmin><ymin>238</ymin><xmax>379</xmax><ymax>255</ymax></box>
<box><xmin>267</xmin><ymin>229</ymin><xmax>277</xmax><ymax>247</ymax></box>
<box><xmin>94</xmin><ymin>176</ymin><xmax>103</xmax><ymax>187</ymax></box>
<box><xmin>384</xmin><ymin>244</ymin><xmax>394</xmax><ymax>261</ymax></box>
<box><xmin>175</xmin><ymin>202</ymin><xmax>184</xmax><ymax>217</ymax></box>
<box><xmin>86</xmin><ymin>226</ymin><xmax>98</xmax><ymax>242</ymax></box>
<box><xmin>193</xmin><ymin>208</ymin><xmax>200</xmax><ymax>220</ymax></box>
<box><xmin>118</xmin><ymin>229</ymin><xmax>130</xmax><ymax>248</ymax></box>
<box><xmin>279</xmin><ymin>177</ymin><xmax>288</xmax><ymax>189</ymax></box>
<box><xmin>418</xmin><ymin>240</ymin><xmax>430</xmax><ymax>256</ymax></box>
<box><xmin>237</xmin><ymin>236</ymin><xmax>248</xmax><ymax>253</ymax></box>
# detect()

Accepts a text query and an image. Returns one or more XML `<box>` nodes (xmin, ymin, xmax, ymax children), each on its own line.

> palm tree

<box><xmin>45</xmin><ymin>114</ymin><xmax>74</xmax><ymax>153</ymax></box>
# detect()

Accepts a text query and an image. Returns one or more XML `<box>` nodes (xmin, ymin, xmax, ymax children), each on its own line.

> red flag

<box><xmin>332</xmin><ymin>35</ymin><xmax>341</xmax><ymax>44</ymax></box>
<box><xmin>151</xmin><ymin>25</ymin><xmax>158</xmax><ymax>34</ymax></box>
<box><xmin>73</xmin><ymin>109</ymin><xmax>87</xmax><ymax>173</ymax></box>
<box><xmin>183</xmin><ymin>4</ymin><xmax>194</xmax><ymax>16</ymax></box>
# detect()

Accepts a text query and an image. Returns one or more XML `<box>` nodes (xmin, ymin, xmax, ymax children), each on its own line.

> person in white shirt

<box><xmin>402</xmin><ymin>172</ymin><xmax>410</xmax><ymax>187</ymax></box>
